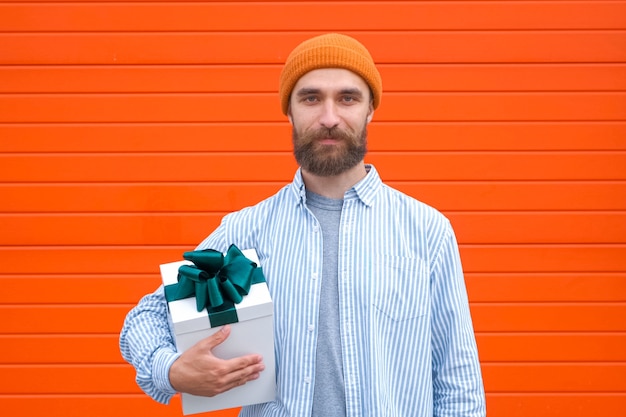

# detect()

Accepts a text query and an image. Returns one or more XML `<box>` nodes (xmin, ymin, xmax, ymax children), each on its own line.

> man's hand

<box><xmin>169</xmin><ymin>325</ymin><xmax>265</xmax><ymax>397</ymax></box>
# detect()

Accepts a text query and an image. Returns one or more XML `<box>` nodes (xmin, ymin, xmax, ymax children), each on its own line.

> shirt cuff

<box><xmin>152</xmin><ymin>346</ymin><xmax>182</xmax><ymax>398</ymax></box>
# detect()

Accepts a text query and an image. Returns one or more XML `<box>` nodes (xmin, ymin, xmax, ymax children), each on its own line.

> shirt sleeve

<box><xmin>118</xmin><ymin>223</ymin><xmax>230</xmax><ymax>404</ymax></box>
<box><xmin>430</xmin><ymin>222</ymin><xmax>486</xmax><ymax>417</ymax></box>
<box><xmin>119</xmin><ymin>285</ymin><xmax>181</xmax><ymax>404</ymax></box>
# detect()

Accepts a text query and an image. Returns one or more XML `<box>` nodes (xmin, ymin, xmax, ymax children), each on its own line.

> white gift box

<box><xmin>160</xmin><ymin>249</ymin><xmax>275</xmax><ymax>415</ymax></box>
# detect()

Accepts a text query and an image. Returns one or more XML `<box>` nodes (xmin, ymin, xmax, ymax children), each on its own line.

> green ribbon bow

<box><xmin>164</xmin><ymin>244</ymin><xmax>265</xmax><ymax>327</ymax></box>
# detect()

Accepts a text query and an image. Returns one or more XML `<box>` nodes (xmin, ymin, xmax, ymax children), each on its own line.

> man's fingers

<box><xmin>200</xmin><ymin>328</ymin><xmax>265</xmax><ymax>374</ymax></box>
<box><xmin>228</xmin><ymin>353</ymin><xmax>265</xmax><ymax>371</ymax></box>
<box><xmin>171</xmin><ymin>326</ymin><xmax>266</xmax><ymax>397</ymax></box>
<box><xmin>224</xmin><ymin>356</ymin><xmax>265</xmax><ymax>380</ymax></box>
<box><xmin>224</xmin><ymin>366</ymin><xmax>263</xmax><ymax>392</ymax></box>
<box><xmin>201</xmin><ymin>325</ymin><xmax>232</xmax><ymax>350</ymax></box>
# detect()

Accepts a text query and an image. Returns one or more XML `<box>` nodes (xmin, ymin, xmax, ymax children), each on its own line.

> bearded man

<box><xmin>120</xmin><ymin>33</ymin><xmax>486</xmax><ymax>417</ymax></box>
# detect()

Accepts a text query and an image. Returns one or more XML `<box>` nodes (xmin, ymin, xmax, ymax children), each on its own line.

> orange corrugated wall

<box><xmin>1</xmin><ymin>1</ymin><xmax>625</xmax><ymax>416</ymax></box>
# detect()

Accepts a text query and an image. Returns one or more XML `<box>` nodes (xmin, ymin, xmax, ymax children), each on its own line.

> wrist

<box><xmin>153</xmin><ymin>347</ymin><xmax>182</xmax><ymax>395</ymax></box>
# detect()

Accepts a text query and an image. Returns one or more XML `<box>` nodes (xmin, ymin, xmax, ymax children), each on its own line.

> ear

<box><xmin>366</xmin><ymin>101</ymin><xmax>374</xmax><ymax>124</ymax></box>
<box><xmin>287</xmin><ymin>107</ymin><xmax>294</xmax><ymax>125</ymax></box>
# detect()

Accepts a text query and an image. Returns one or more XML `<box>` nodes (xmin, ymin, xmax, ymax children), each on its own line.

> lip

<box><xmin>318</xmin><ymin>138</ymin><xmax>339</xmax><ymax>144</ymax></box>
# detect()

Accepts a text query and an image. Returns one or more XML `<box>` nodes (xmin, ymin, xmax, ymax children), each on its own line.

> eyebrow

<box><xmin>295</xmin><ymin>88</ymin><xmax>321</xmax><ymax>97</ymax></box>
<box><xmin>339</xmin><ymin>88</ymin><xmax>365</xmax><ymax>97</ymax></box>
<box><xmin>295</xmin><ymin>88</ymin><xmax>365</xmax><ymax>97</ymax></box>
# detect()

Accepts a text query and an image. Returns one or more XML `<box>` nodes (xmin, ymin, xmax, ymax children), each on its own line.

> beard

<box><xmin>292</xmin><ymin>124</ymin><xmax>368</xmax><ymax>177</ymax></box>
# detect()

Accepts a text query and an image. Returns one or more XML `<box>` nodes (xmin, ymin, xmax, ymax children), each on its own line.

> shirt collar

<box><xmin>348</xmin><ymin>164</ymin><xmax>381</xmax><ymax>207</ymax></box>
<box><xmin>289</xmin><ymin>164</ymin><xmax>382</xmax><ymax>208</ymax></box>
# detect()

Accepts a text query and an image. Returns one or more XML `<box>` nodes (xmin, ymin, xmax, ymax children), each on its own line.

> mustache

<box><xmin>301</xmin><ymin>126</ymin><xmax>353</xmax><ymax>142</ymax></box>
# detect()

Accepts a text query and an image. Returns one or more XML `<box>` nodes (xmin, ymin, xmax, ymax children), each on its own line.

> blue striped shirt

<box><xmin>120</xmin><ymin>165</ymin><xmax>485</xmax><ymax>416</ymax></box>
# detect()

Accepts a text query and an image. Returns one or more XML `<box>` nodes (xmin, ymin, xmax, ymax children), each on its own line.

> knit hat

<box><xmin>279</xmin><ymin>33</ymin><xmax>382</xmax><ymax>115</ymax></box>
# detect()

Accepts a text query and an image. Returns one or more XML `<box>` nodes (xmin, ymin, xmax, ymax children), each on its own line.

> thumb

<box><xmin>203</xmin><ymin>324</ymin><xmax>231</xmax><ymax>351</ymax></box>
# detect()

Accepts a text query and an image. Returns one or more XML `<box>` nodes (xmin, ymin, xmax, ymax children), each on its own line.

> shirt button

<box><xmin>308</xmin><ymin>324</ymin><xmax>314</xmax><ymax>332</ymax></box>
<box><xmin>304</xmin><ymin>376</ymin><xmax>311</xmax><ymax>384</ymax></box>
<box><xmin>312</xmin><ymin>272</ymin><xmax>318</xmax><ymax>280</ymax></box>
<box><xmin>313</xmin><ymin>225</ymin><xmax>319</xmax><ymax>233</ymax></box>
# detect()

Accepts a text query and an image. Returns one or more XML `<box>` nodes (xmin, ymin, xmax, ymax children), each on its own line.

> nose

<box><xmin>318</xmin><ymin>100</ymin><xmax>340</xmax><ymax>129</ymax></box>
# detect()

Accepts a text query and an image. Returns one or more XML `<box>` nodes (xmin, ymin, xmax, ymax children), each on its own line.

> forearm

<box><xmin>432</xmin><ymin>330</ymin><xmax>485</xmax><ymax>417</ymax></box>
<box><xmin>119</xmin><ymin>285</ymin><xmax>181</xmax><ymax>404</ymax></box>
<box><xmin>431</xmin><ymin>225</ymin><xmax>486</xmax><ymax>416</ymax></box>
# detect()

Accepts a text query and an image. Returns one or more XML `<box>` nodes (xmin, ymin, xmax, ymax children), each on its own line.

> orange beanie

<box><xmin>278</xmin><ymin>33</ymin><xmax>382</xmax><ymax>115</ymax></box>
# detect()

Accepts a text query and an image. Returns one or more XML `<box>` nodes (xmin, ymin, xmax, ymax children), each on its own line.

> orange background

<box><xmin>1</xmin><ymin>1</ymin><xmax>625</xmax><ymax>416</ymax></box>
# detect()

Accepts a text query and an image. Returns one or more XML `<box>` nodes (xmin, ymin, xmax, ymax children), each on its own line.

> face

<box><xmin>288</xmin><ymin>68</ymin><xmax>374</xmax><ymax>177</ymax></box>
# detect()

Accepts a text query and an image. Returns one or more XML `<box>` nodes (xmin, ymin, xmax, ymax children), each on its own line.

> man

<box><xmin>120</xmin><ymin>33</ymin><xmax>486</xmax><ymax>416</ymax></box>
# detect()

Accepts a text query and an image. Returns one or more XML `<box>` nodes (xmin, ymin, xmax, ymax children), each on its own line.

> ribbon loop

<box><xmin>164</xmin><ymin>244</ymin><xmax>263</xmax><ymax>315</ymax></box>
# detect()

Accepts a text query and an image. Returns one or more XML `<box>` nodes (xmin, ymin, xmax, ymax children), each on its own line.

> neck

<box><xmin>301</xmin><ymin>162</ymin><xmax>367</xmax><ymax>199</ymax></box>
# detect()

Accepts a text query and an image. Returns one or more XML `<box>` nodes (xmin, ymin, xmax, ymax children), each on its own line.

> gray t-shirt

<box><xmin>306</xmin><ymin>190</ymin><xmax>347</xmax><ymax>417</ymax></box>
